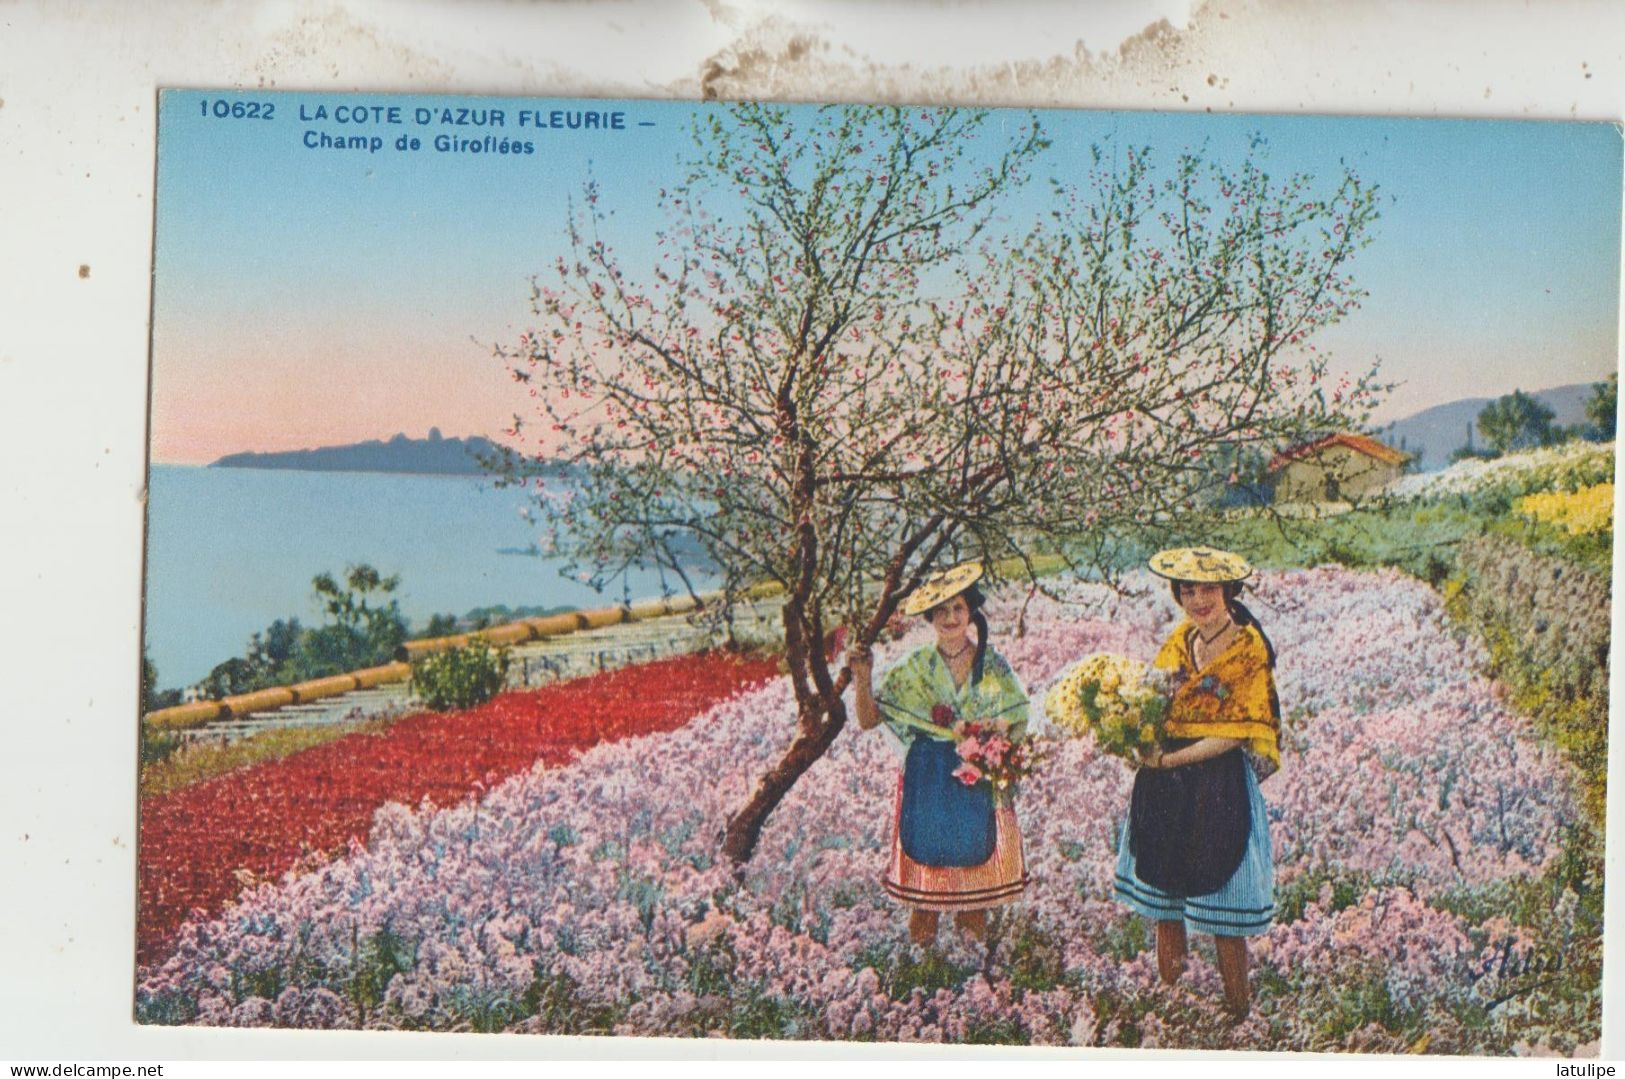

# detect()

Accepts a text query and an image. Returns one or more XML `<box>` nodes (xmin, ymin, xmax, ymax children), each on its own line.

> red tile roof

<box><xmin>1267</xmin><ymin>432</ymin><xmax>1409</xmax><ymax>473</ymax></box>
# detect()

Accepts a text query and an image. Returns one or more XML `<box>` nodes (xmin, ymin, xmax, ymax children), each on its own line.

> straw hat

<box><xmin>1148</xmin><ymin>546</ymin><xmax>1253</xmax><ymax>583</ymax></box>
<box><xmin>900</xmin><ymin>561</ymin><xmax>984</xmax><ymax>616</ymax></box>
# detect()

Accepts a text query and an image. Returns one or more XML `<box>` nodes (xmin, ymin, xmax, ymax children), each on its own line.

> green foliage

<box><xmin>721</xmin><ymin>984</ymin><xmax>814</xmax><ymax>1039</ymax></box>
<box><xmin>410</xmin><ymin>641</ymin><xmax>511</xmax><ymax>711</ymax></box>
<box><xmin>519</xmin><ymin>966</ymin><xmax>623</xmax><ymax>1034</ymax></box>
<box><xmin>1208</xmin><ymin>501</ymin><xmax>1487</xmax><ymax>582</ymax></box>
<box><xmin>197</xmin><ymin>656</ymin><xmax>262</xmax><ymax>700</ymax></box>
<box><xmin>239</xmin><ymin>594</ymin><xmax>566</xmax><ymax>683</ymax></box>
<box><xmin>195</xmin><ymin>564</ymin><xmax>410</xmax><ymax>700</ymax></box>
<box><xmin>444</xmin><ymin>983</ymin><xmax>532</xmax><ymax>1034</ymax></box>
<box><xmin>1477</xmin><ymin>390</ymin><xmax>1559</xmax><ymax>455</ymax></box>
<box><xmin>134</xmin><ymin>989</ymin><xmax>200</xmax><ymax>1026</ymax></box>
<box><xmin>1585</xmin><ymin>372</ymin><xmax>1617</xmax><ymax>439</ymax></box>
<box><xmin>996</xmin><ymin>914</ymin><xmax>1070</xmax><ymax>992</ymax></box>
<box><xmin>616</xmin><ymin>870</ymin><xmax>667</xmax><ymax>935</ymax></box>
<box><xmin>1273</xmin><ymin>866</ymin><xmax>1372</xmax><ymax>925</ymax></box>
<box><xmin>1450</xmin><ymin>444</ymin><xmax>1499</xmax><ymax>464</ymax></box>
<box><xmin>461</xmin><ymin>602</ymin><xmax>578</xmax><ymax>628</ymax></box>
<box><xmin>306</xmin><ymin>565</ymin><xmax>409</xmax><ymax>672</ymax></box>
<box><xmin>684</xmin><ymin>938</ymin><xmax>736</xmax><ymax>999</ymax></box>
<box><xmin>1096</xmin><ymin>913</ymin><xmax>1152</xmax><ymax>961</ymax></box>
<box><xmin>963</xmin><ymin>1013</ymin><xmax>1030</xmax><ymax>1045</ymax></box>
<box><xmin>1316</xmin><ymin>974</ymin><xmax>1410</xmax><ymax>1045</ymax></box>
<box><xmin>423</xmin><ymin>613</ymin><xmax>459</xmax><ymax>637</ymax></box>
<box><xmin>348</xmin><ymin>924</ymin><xmax>418</xmax><ymax>1026</ymax></box>
<box><xmin>139</xmin><ymin>728</ymin><xmax>185</xmax><ymax>767</ymax></box>
<box><xmin>1490</xmin><ymin>508</ymin><xmax>1613</xmax><ymax>577</ymax></box>
<box><xmin>1447</xmin><ymin>536</ymin><xmax>1610</xmax><ymax>822</ymax></box>
<box><xmin>141</xmin><ymin>652</ymin><xmax>184</xmax><ymax>713</ymax></box>
<box><xmin>142</xmin><ymin>653</ymin><xmax>157</xmax><ymax>711</ymax></box>
<box><xmin>852</xmin><ymin>940</ymin><xmax>977</xmax><ymax>1000</ymax></box>
<box><xmin>250</xmin><ymin>617</ymin><xmax>305</xmax><ymax>674</ymax></box>
<box><xmin>667</xmin><ymin>937</ymin><xmax>820</xmax><ymax>1039</ymax></box>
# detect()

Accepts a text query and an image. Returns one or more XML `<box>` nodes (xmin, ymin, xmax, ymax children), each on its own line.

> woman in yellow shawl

<box><xmin>1113</xmin><ymin>547</ymin><xmax>1280</xmax><ymax>1020</ymax></box>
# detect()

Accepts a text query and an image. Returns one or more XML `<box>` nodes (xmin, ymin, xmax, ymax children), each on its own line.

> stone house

<box><xmin>1267</xmin><ymin>433</ymin><xmax>1409</xmax><ymax>504</ymax></box>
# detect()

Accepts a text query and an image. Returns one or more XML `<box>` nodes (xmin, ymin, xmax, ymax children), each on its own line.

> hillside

<box><xmin>208</xmin><ymin>429</ymin><xmax>570</xmax><ymax>477</ymax></box>
<box><xmin>1374</xmin><ymin>382</ymin><xmax>1601</xmax><ymax>471</ymax></box>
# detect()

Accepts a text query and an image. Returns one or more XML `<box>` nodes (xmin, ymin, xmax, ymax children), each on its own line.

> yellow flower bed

<box><xmin>1515</xmin><ymin>482</ymin><xmax>1615</xmax><ymax>536</ymax></box>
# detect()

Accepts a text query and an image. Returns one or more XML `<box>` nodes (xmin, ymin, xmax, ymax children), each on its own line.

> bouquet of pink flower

<box><xmin>934</xmin><ymin>707</ymin><xmax>1041</xmax><ymax>795</ymax></box>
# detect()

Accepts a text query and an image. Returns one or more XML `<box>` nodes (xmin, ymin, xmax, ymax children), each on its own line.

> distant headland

<box><xmin>208</xmin><ymin>428</ymin><xmax>571</xmax><ymax>477</ymax></box>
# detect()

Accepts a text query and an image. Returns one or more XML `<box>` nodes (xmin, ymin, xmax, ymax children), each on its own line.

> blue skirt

<box><xmin>1112</xmin><ymin>761</ymin><xmax>1275</xmax><ymax>937</ymax></box>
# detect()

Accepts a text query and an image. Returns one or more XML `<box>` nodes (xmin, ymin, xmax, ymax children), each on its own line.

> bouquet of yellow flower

<box><xmin>1044</xmin><ymin>652</ymin><xmax>1173</xmax><ymax>761</ymax></box>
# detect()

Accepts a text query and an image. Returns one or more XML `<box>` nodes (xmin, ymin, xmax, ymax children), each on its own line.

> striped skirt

<box><xmin>882</xmin><ymin>773</ymin><xmax>1028</xmax><ymax>912</ymax></box>
<box><xmin>1112</xmin><ymin>760</ymin><xmax>1275</xmax><ymax>937</ymax></box>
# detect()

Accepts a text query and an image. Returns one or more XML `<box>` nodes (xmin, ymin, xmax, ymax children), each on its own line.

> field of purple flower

<box><xmin>137</xmin><ymin>567</ymin><xmax>1599</xmax><ymax>1055</ymax></box>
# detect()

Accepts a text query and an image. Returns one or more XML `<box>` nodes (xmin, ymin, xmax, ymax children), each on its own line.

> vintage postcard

<box><xmin>137</xmin><ymin>89</ymin><xmax>1618</xmax><ymax>1054</ymax></box>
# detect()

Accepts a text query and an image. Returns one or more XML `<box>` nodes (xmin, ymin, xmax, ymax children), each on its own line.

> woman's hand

<box><xmin>1137</xmin><ymin>744</ymin><xmax>1166</xmax><ymax>769</ymax></box>
<box><xmin>1166</xmin><ymin>737</ymin><xmax>1240</xmax><ymax>767</ymax></box>
<box><xmin>850</xmin><ymin>646</ymin><xmax>882</xmax><ymax>731</ymax></box>
<box><xmin>848</xmin><ymin>645</ymin><xmax>873</xmax><ymax>688</ymax></box>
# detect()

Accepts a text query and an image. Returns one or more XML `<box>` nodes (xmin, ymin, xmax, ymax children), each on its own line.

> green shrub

<box><xmin>1488</xmin><ymin>511</ymin><xmax>1614</xmax><ymax>576</ymax></box>
<box><xmin>193</xmin><ymin>564</ymin><xmax>411</xmax><ymax>701</ymax></box>
<box><xmin>139</xmin><ymin>728</ymin><xmax>186</xmax><ymax>767</ymax></box>
<box><xmin>410</xmin><ymin>641</ymin><xmax>511</xmax><ymax>711</ymax></box>
<box><xmin>1205</xmin><ymin>502</ymin><xmax>1487</xmax><ymax>582</ymax></box>
<box><xmin>1448</xmin><ymin>536</ymin><xmax>1610</xmax><ymax>822</ymax></box>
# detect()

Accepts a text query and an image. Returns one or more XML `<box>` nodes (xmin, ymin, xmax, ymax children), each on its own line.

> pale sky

<box><xmin>150</xmin><ymin>90</ymin><xmax>1622</xmax><ymax>463</ymax></box>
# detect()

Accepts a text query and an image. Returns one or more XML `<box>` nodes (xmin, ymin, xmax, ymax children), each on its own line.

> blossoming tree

<box><xmin>495</xmin><ymin>103</ymin><xmax>1383</xmax><ymax>863</ymax></box>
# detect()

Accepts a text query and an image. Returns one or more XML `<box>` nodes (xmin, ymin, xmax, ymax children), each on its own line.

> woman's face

<box><xmin>1175</xmin><ymin>581</ymin><xmax>1229</xmax><ymax>627</ymax></box>
<box><xmin>928</xmin><ymin>594</ymin><xmax>972</xmax><ymax>644</ymax></box>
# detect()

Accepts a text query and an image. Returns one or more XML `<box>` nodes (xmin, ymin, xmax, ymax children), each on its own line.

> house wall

<box><xmin>1274</xmin><ymin>446</ymin><xmax>1402</xmax><ymax>502</ymax></box>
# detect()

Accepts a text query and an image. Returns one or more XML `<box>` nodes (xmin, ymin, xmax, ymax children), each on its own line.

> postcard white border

<box><xmin>1</xmin><ymin>0</ymin><xmax>1621</xmax><ymax>1064</ymax></box>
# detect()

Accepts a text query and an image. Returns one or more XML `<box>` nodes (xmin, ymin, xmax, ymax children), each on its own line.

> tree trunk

<box><xmin>718</xmin><ymin>527</ymin><xmax>943</xmax><ymax>866</ymax></box>
<box><xmin>720</xmin><ymin>689</ymin><xmax>847</xmax><ymax>865</ymax></box>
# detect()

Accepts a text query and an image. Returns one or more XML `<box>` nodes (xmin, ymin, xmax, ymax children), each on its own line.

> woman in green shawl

<box><xmin>850</xmin><ymin>563</ymin><xmax>1031</xmax><ymax>946</ymax></box>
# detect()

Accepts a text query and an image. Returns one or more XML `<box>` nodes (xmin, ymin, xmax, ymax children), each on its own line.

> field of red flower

<box><xmin>137</xmin><ymin>650</ymin><xmax>780</xmax><ymax>965</ymax></box>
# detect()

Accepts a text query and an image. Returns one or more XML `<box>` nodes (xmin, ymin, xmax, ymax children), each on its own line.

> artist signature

<box><xmin>1466</xmin><ymin>935</ymin><xmax>1568</xmax><ymax>1009</ymax></box>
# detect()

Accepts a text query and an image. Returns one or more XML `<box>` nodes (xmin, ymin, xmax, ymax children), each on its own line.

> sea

<box><xmin>143</xmin><ymin>465</ymin><xmax>713</xmax><ymax>689</ymax></box>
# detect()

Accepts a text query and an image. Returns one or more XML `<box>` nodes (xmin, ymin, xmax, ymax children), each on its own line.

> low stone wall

<box><xmin>145</xmin><ymin>585</ymin><xmax>784</xmax><ymax>735</ymax></box>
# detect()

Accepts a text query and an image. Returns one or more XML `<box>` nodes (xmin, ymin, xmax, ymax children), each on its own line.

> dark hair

<box><xmin>1170</xmin><ymin>579</ymin><xmax>1279</xmax><ymax>718</ymax></box>
<box><xmin>1169</xmin><ymin>579</ymin><xmax>1275</xmax><ymax>667</ymax></box>
<box><xmin>925</xmin><ymin>584</ymin><xmax>989</xmax><ymax>685</ymax></box>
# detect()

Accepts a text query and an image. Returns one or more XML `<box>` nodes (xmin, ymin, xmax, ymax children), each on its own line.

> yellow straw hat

<box><xmin>1148</xmin><ymin>546</ymin><xmax>1253</xmax><ymax>583</ymax></box>
<box><xmin>900</xmin><ymin>561</ymin><xmax>984</xmax><ymax>616</ymax></box>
